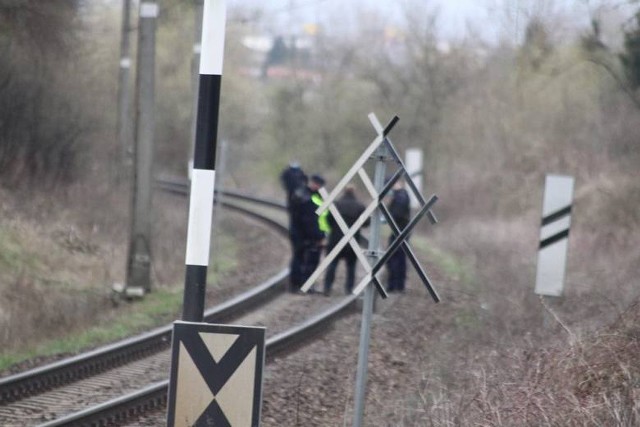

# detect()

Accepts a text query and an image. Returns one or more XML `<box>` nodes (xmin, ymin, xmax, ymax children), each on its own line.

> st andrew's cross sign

<box><xmin>300</xmin><ymin>113</ymin><xmax>440</xmax><ymax>302</ymax></box>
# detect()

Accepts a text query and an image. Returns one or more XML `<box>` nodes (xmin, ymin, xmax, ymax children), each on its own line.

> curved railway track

<box><xmin>0</xmin><ymin>178</ymin><xmax>361</xmax><ymax>427</ymax></box>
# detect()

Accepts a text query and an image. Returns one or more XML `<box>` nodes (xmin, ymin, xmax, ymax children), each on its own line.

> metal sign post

<box><xmin>300</xmin><ymin>113</ymin><xmax>440</xmax><ymax>427</ymax></box>
<box><xmin>352</xmin><ymin>142</ymin><xmax>387</xmax><ymax>427</ymax></box>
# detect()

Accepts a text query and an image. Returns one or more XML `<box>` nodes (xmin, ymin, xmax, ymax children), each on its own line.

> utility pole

<box><xmin>125</xmin><ymin>1</ymin><xmax>158</xmax><ymax>296</ymax></box>
<box><xmin>117</xmin><ymin>0</ymin><xmax>132</xmax><ymax>176</ymax></box>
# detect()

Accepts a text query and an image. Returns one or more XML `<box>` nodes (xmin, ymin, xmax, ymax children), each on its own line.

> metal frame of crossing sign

<box><xmin>300</xmin><ymin>115</ymin><xmax>439</xmax><ymax>300</ymax></box>
<box><xmin>166</xmin><ymin>321</ymin><xmax>265</xmax><ymax>427</ymax></box>
<box><xmin>350</xmin><ymin>141</ymin><xmax>439</xmax><ymax>299</ymax></box>
<box><xmin>301</xmin><ymin>113</ymin><xmax>440</xmax><ymax>427</ymax></box>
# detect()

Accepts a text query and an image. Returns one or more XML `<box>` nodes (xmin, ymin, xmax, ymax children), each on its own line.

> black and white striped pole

<box><xmin>188</xmin><ymin>0</ymin><xmax>205</xmax><ymax>179</ymax></box>
<box><xmin>182</xmin><ymin>0</ymin><xmax>227</xmax><ymax>323</ymax></box>
<box><xmin>535</xmin><ymin>174</ymin><xmax>574</xmax><ymax>300</ymax></box>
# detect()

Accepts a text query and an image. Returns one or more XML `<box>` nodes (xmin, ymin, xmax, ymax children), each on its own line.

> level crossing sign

<box><xmin>299</xmin><ymin>113</ymin><xmax>441</xmax><ymax>427</ymax></box>
<box><xmin>300</xmin><ymin>113</ymin><xmax>440</xmax><ymax>302</ymax></box>
<box><xmin>166</xmin><ymin>321</ymin><xmax>265</xmax><ymax>427</ymax></box>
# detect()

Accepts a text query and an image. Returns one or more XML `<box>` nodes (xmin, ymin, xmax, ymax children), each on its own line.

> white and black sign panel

<box><xmin>166</xmin><ymin>322</ymin><xmax>265</xmax><ymax>427</ymax></box>
<box><xmin>535</xmin><ymin>174</ymin><xmax>574</xmax><ymax>297</ymax></box>
<box><xmin>405</xmin><ymin>148</ymin><xmax>423</xmax><ymax>210</ymax></box>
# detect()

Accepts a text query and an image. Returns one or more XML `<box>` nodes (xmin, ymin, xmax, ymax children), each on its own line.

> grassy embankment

<box><xmin>0</xmin><ymin>221</ymin><xmax>238</xmax><ymax>372</ymax></box>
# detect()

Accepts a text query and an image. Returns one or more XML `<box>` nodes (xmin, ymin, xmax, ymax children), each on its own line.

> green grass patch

<box><xmin>0</xmin><ymin>221</ymin><xmax>242</xmax><ymax>372</ymax></box>
<box><xmin>208</xmin><ymin>230</ymin><xmax>239</xmax><ymax>285</ymax></box>
<box><xmin>0</xmin><ymin>227</ymin><xmax>31</xmax><ymax>271</ymax></box>
<box><xmin>0</xmin><ymin>288</ymin><xmax>183</xmax><ymax>371</ymax></box>
<box><xmin>411</xmin><ymin>236</ymin><xmax>473</xmax><ymax>286</ymax></box>
<box><xmin>411</xmin><ymin>236</ymin><xmax>487</xmax><ymax>332</ymax></box>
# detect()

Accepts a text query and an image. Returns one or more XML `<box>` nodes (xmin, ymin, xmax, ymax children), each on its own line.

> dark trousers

<box><xmin>323</xmin><ymin>253</ymin><xmax>356</xmax><ymax>295</ymax></box>
<box><xmin>386</xmin><ymin>236</ymin><xmax>407</xmax><ymax>292</ymax></box>
<box><xmin>289</xmin><ymin>239</ymin><xmax>305</xmax><ymax>291</ymax></box>
<box><xmin>301</xmin><ymin>245</ymin><xmax>321</xmax><ymax>288</ymax></box>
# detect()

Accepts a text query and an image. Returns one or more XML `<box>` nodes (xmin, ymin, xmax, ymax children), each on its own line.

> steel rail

<box><xmin>0</xmin><ymin>187</ymin><xmax>289</xmax><ymax>404</ymax></box>
<box><xmin>155</xmin><ymin>175</ymin><xmax>287</xmax><ymax>210</ymax></box>
<box><xmin>37</xmin><ymin>295</ymin><xmax>358</xmax><ymax>427</ymax></box>
<box><xmin>21</xmin><ymin>177</ymin><xmax>361</xmax><ymax>426</ymax></box>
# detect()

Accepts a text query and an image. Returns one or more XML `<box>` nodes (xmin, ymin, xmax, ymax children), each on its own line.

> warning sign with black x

<box><xmin>166</xmin><ymin>322</ymin><xmax>265</xmax><ymax>427</ymax></box>
<box><xmin>300</xmin><ymin>113</ymin><xmax>440</xmax><ymax>302</ymax></box>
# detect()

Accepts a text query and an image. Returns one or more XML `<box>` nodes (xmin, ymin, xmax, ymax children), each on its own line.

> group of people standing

<box><xmin>280</xmin><ymin>162</ymin><xmax>410</xmax><ymax>296</ymax></box>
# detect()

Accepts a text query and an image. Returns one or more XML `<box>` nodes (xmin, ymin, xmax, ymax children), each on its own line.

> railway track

<box><xmin>0</xmin><ymin>179</ymin><xmax>361</xmax><ymax>426</ymax></box>
<box><xmin>0</xmin><ymin>184</ymin><xmax>288</xmax><ymax>405</ymax></box>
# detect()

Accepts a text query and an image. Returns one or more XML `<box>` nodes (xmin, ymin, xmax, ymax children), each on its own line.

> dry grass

<box><xmin>0</xmin><ymin>177</ymin><xmax>189</xmax><ymax>358</ymax></box>
<box><xmin>391</xmin><ymin>170</ymin><xmax>640</xmax><ymax>426</ymax></box>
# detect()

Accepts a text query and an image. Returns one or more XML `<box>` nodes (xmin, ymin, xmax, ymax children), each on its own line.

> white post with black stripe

<box><xmin>182</xmin><ymin>0</ymin><xmax>227</xmax><ymax>323</ymax></box>
<box><xmin>404</xmin><ymin>148</ymin><xmax>423</xmax><ymax>210</ymax></box>
<box><xmin>188</xmin><ymin>0</ymin><xmax>205</xmax><ymax>179</ymax></box>
<box><xmin>535</xmin><ymin>174</ymin><xmax>574</xmax><ymax>297</ymax></box>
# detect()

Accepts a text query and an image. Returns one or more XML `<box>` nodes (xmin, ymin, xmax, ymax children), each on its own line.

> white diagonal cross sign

<box><xmin>300</xmin><ymin>166</ymin><xmax>401</xmax><ymax>296</ymax></box>
<box><xmin>300</xmin><ymin>193</ymin><xmax>382</xmax><ymax>294</ymax></box>
<box><xmin>314</xmin><ymin>114</ymin><xmax>399</xmax><ymax>217</ymax></box>
<box><xmin>317</xmin><ymin>187</ymin><xmax>386</xmax><ymax>296</ymax></box>
<box><xmin>369</xmin><ymin>111</ymin><xmax>437</xmax><ymax>225</ymax></box>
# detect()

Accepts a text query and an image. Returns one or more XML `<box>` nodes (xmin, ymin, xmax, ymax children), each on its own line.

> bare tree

<box><xmin>0</xmin><ymin>0</ymin><xmax>89</xmax><ymax>186</ymax></box>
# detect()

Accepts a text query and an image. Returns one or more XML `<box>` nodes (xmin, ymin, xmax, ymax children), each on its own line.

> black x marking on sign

<box><xmin>378</xmin><ymin>197</ymin><xmax>440</xmax><ymax>302</ymax></box>
<box><xmin>360</xmin><ymin>164</ymin><xmax>439</xmax><ymax>301</ymax></box>
<box><xmin>168</xmin><ymin>323</ymin><xmax>265</xmax><ymax>427</ymax></box>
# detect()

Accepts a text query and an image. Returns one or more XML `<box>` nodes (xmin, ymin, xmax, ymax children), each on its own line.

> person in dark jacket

<box><xmin>289</xmin><ymin>174</ymin><xmax>326</xmax><ymax>293</ymax></box>
<box><xmin>386</xmin><ymin>179</ymin><xmax>411</xmax><ymax>293</ymax></box>
<box><xmin>280</xmin><ymin>162</ymin><xmax>305</xmax><ymax>208</ymax></box>
<box><xmin>280</xmin><ymin>163</ymin><xmax>307</xmax><ymax>292</ymax></box>
<box><xmin>323</xmin><ymin>185</ymin><xmax>368</xmax><ymax>296</ymax></box>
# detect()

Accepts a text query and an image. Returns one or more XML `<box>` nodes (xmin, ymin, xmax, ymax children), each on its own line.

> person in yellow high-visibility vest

<box><xmin>291</xmin><ymin>174</ymin><xmax>329</xmax><ymax>293</ymax></box>
<box><xmin>311</xmin><ymin>188</ymin><xmax>331</xmax><ymax>235</ymax></box>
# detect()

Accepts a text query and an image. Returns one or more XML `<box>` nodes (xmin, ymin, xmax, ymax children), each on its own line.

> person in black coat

<box><xmin>386</xmin><ymin>179</ymin><xmax>410</xmax><ymax>293</ymax></box>
<box><xmin>280</xmin><ymin>163</ymin><xmax>306</xmax><ymax>291</ymax></box>
<box><xmin>323</xmin><ymin>185</ymin><xmax>368</xmax><ymax>296</ymax></box>
<box><xmin>289</xmin><ymin>175</ymin><xmax>326</xmax><ymax>293</ymax></box>
<box><xmin>280</xmin><ymin>162</ymin><xmax>305</xmax><ymax>208</ymax></box>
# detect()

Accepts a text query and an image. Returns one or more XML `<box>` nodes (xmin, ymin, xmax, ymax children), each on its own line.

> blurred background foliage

<box><xmin>1</xmin><ymin>0</ymin><xmax>639</xmax><ymax>310</ymax></box>
<box><xmin>1</xmin><ymin>1</ymin><xmax>640</xmax><ymax>421</ymax></box>
<box><xmin>1</xmin><ymin>0</ymin><xmax>637</xmax><ymax>205</ymax></box>
<box><xmin>0</xmin><ymin>0</ymin><xmax>638</xmax><ymax>268</ymax></box>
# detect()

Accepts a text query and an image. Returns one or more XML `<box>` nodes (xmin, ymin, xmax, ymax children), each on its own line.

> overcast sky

<box><xmin>227</xmin><ymin>0</ymin><xmax>636</xmax><ymax>45</ymax></box>
<box><xmin>229</xmin><ymin>0</ymin><xmax>491</xmax><ymax>39</ymax></box>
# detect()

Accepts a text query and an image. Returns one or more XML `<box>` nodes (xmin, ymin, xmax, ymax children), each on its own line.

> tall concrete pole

<box><xmin>125</xmin><ymin>1</ymin><xmax>158</xmax><ymax>294</ymax></box>
<box><xmin>188</xmin><ymin>0</ymin><xmax>204</xmax><ymax>178</ymax></box>
<box><xmin>182</xmin><ymin>0</ymin><xmax>227</xmax><ymax>322</ymax></box>
<box><xmin>116</xmin><ymin>0</ymin><xmax>133</xmax><ymax>173</ymax></box>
